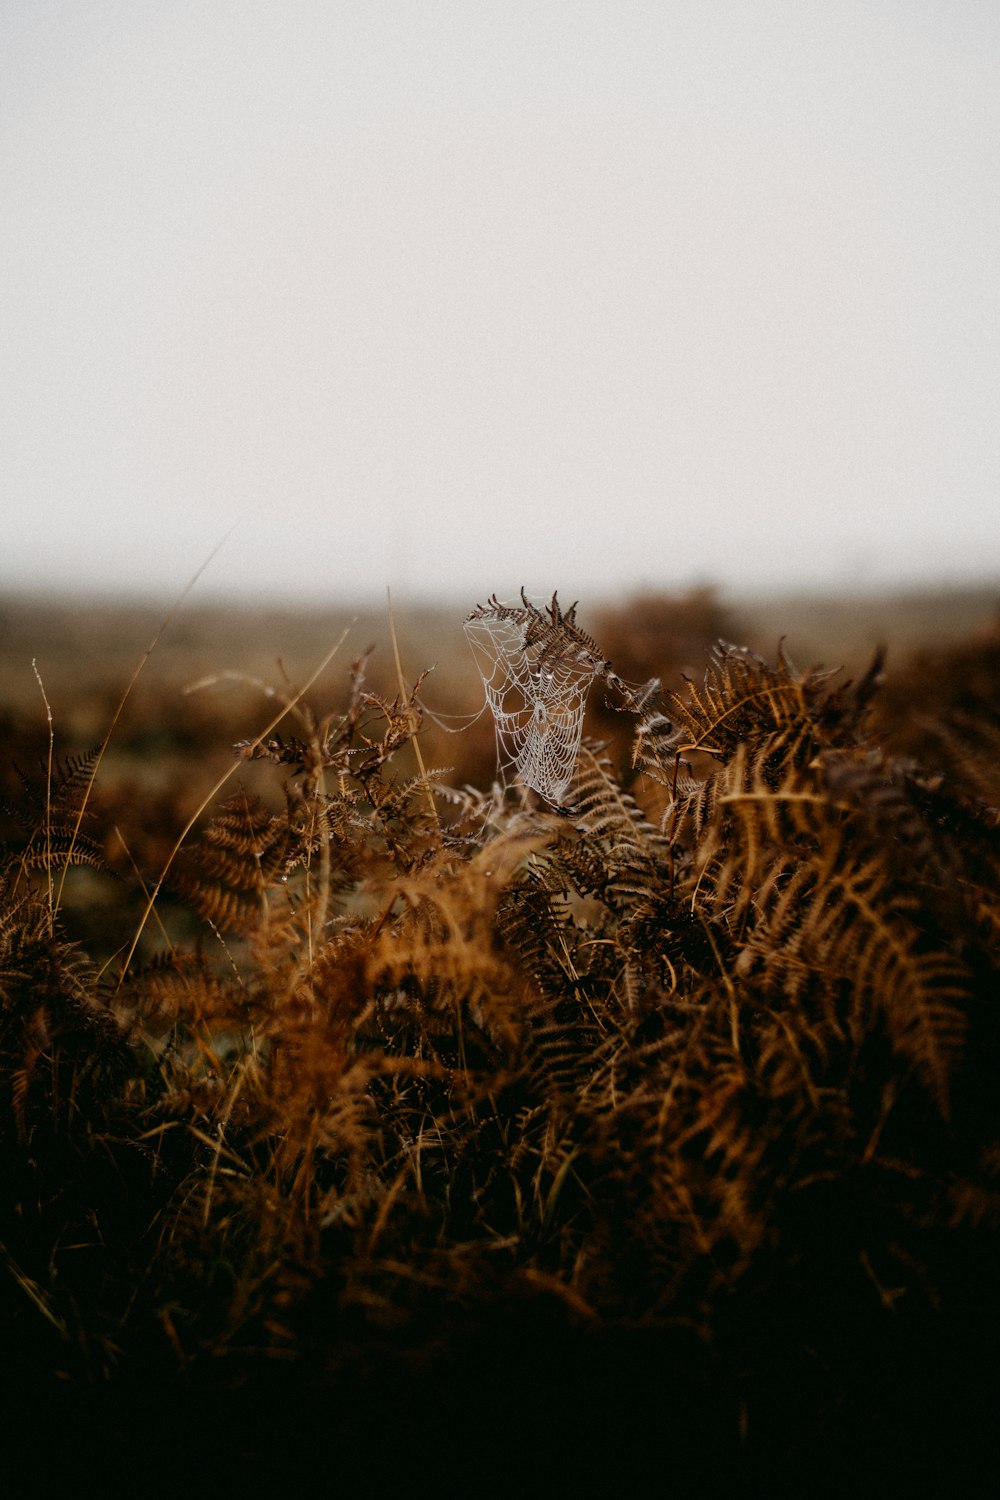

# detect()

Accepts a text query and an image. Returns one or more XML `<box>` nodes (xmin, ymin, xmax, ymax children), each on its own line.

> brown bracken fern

<box><xmin>2</xmin><ymin>604</ymin><xmax>999</xmax><ymax>1490</ymax></box>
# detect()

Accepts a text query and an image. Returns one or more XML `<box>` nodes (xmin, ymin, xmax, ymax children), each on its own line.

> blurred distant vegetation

<box><xmin>3</xmin><ymin>581</ymin><xmax>997</xmax><ymax>856</ymax></box>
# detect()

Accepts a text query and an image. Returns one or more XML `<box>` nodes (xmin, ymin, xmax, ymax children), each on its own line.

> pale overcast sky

<box><xmin>2</xmin><ymin>1</ymin><xmax>998</xmax><ymax>603</ymax></box>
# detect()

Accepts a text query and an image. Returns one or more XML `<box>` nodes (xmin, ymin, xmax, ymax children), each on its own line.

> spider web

<box><xmin>464</xmin><ymin>590</ymin><xmax>609</xmax><ymax>806</ymax></box>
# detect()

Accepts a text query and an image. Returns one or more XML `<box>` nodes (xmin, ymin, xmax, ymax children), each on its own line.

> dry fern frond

<box><xmin>3</xmin><ymin>601</ymin><xmax>1000</xmax><ymax>1481</ymax></box>
<box><xmin>651</xmin><ymin>650</ymin><xmax>975</xmax><ymax>1118</ymax></box>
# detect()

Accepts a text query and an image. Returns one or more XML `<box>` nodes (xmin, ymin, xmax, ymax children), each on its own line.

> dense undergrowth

<box><xmin>2</xmin><ymin>603</ymin><xmax>1000</xmax><ymax>1492</ymax></box>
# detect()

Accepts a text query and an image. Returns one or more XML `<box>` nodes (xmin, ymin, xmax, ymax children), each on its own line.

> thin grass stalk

<box><xmin>54</xmin><ymin>534</ymin><xmax>232</xmax><ymax>914</ymax></box>
<box><xmin>115</xmin><ymin>624</ymin><xmax>352</xmax><ymax>989</ymax></box>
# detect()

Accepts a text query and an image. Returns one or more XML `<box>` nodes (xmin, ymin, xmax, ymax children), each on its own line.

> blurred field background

<box><xmin>3</xmin><ymin>580</ymin><xmax>997</xmax><ymax>958</ymax></box>
<box><xmin>7</xmin><ymin>579</ymin><xmax>999</xmax><ymax>722</ymax></box>
<box><xmin>5</xmin><ymin>582</ymin><xmax>998</xmax><ymax>773</ymax></box>
<box><xmin>4</xmin><ymin>577</ymin><xmax>998</xmax><ymax>745</ymax></box>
